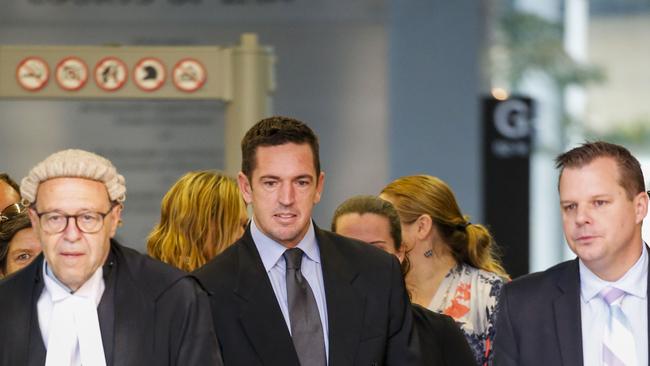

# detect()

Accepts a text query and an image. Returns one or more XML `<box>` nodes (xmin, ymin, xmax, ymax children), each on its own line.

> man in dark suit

<box><xmin>0</xmin><ymin>149</ymin><xmax>220</xmax><ymax>366</ymax></box>
<box><xmin>195</xmin><ymin>116</ymin><xmax>420</xmax><ymax>366</ymax></box>
<box><xmin>494</xmin><ymin>141</ymin><xmax>649</xmax><ymax>366</ymax></box>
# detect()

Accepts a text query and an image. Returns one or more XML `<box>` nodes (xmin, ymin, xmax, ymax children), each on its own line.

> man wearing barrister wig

<box><xmin>0</xmin><ymin>149</ymin><xmax>221</xmax><ymax>366</ymax></box>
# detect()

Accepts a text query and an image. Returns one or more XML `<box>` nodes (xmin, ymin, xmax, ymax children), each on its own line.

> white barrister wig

<box><xmin>20</xmin><ymin>149</ymin><xmax>126</xmax><ymax>205</ymax></box>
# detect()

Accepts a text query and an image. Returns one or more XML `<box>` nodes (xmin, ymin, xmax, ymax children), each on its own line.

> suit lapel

<box><xmin>553</xmin><ymin>259</ymin><xmax>583</xmax><ymax>366</ymax></box>
<box><xmin>317</xmin><ymin>228</ymin><xmax>365</xmax><ymax>366</ymax></box>
<box><xmin>235</xmin><ymin>233</ymin><xmax>300</xmax><ymax>365</ymax></box>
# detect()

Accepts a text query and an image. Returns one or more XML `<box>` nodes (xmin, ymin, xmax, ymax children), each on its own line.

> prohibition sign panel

<box><xmin>0</xmin><ymin>45</ymin><xmax>239</xmax><ymax>99</ymax></box>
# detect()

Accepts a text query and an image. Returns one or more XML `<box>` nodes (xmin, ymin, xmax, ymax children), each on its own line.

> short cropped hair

<box><xmin>331</xmin><ymin>195</ymin><xmax>403</xmax><ymax>252</ymax></box>
<box><xmin>555</xmin><ymin>141</ymin><xmax>645</xmax><ymax>199</ymax></box>
<box><xmin>241</xmin><ymin>116</ymin><xmax>320</xmax><ymax>179</ymax></box>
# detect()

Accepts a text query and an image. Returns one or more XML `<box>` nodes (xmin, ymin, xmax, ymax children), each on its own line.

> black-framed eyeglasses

<box><xmin>0</xmin><ymin>202</ymin><xmax>26</xmax><ymax>223</ymax></box>
<box><xmin>32</xmin><ymin>204</ymin><xmax>117</xmax><ymax>234</ymax></box>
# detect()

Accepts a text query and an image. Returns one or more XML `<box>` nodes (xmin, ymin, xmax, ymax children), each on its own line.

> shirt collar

<box><xmin>43</xmin><ymin>259</ymin><xmax>105</xmax><ymax>304</ymax></box>
<box><xmin>251</xmin><ymin>217</ymin><xmax>321</xmax><ymax>272</ymax></box>
<box><xmin>580</xmin><ymin>244</ymin><xmax>648</xmax><ymax>302</ymax></box>
<box><xmin>44</xmin><ymin>259</ymin><xmax>73</xmax><ymax>293</ymax></box>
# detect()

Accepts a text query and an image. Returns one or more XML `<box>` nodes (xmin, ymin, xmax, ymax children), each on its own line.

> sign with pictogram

<box><xmin>16</xmin><ymin>57</ymin><xmax>50</xmax><ymax>91</ymax></box>
<box><xmin>95</xmin><ymin>57</ymin><xmax>128</xmax><ymax>92</ymax></box>
<box><xmin>133</xmin><ymin>57</ymin><xmax>165</xmax><ymax>92</ymax></box>
<box><xmin>482</xmin><ymin>96</ymin><xmax>534</xmax><ymax>278</ymax></box>
<box><xmin>56</xmin><ymin>57</ymin><xmax>88</xmax><ymax>91</ymax></box>
<box><xmin>172</xmin><ymin>58</ymin><xmax>206</xmax><ymax>92</ymax></box>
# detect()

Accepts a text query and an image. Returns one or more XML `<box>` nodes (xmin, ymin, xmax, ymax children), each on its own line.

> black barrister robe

<box><xmin>0</xmin><ymin>240</ymin><xmax>221</xmax><ymax>366</ymax></box>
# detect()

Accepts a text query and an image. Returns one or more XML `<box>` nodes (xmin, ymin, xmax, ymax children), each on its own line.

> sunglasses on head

<box><xmin>0</xmin><ymin>202</ymin><xmax>26</xmax><ymax>223</ymax></box>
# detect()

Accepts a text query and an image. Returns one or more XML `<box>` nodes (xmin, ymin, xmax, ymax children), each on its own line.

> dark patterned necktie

<box><xmin>283</xmin><ymin>248</ymin><xmax>326</xmax><ymax>366</ymax></box>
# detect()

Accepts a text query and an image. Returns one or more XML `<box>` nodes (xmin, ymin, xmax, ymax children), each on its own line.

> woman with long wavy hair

<box><xmin>147</xmin><ymin>171</ymin><xmax>248</xmax><ymax>272</ymax></box>
<box><xmin>380</xmin><ymin>175</ymin><xmax>508</xmax><ymax>366</ymax></box>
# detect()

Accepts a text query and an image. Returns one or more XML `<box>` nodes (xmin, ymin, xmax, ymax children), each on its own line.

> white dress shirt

<box><xmin>580</xmin><ymin>245</ymin><xmax>648</xmax><ymax>366</ymax></box>
<box><xmin>37</xmin><ymin>260</ymin><xmax>106</xmax><ymax>366</ymax></box>
<box><xmin>251</xmin><ymin>218</ymin><xmax>330</xmax><ymax>361</ymax></box>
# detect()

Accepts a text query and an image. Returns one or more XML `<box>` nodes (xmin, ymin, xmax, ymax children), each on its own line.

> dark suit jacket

<box><xmin>194</xmin><ymin>225</ymin><xmax>421</xmax><ymax>366</ymax></box>
<box><xmin>0</xmin><ymin>240</ymin><xmax>220</xmax><ymax>366</ymax></box>
<box><xmin>493</xmin><ymin>258</ymin><xmax>650</xmax><ymax>366</ymax></box>
<box><xmin>411</xmin><ymin>304</ymin><xmax>476</xmax><ymax>366</ymax></box>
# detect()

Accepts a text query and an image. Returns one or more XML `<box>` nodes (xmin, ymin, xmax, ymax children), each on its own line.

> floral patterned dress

<box><xmin>427</xmin><ymin>263</ymin><xmax>505</xmax><ymax>366</ymax></box>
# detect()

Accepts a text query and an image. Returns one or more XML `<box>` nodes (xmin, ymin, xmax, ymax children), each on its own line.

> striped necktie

<box><xmin>599</xmin><ymin>286</ymin><xmax>637</xmax><ymax>366</ymax></box>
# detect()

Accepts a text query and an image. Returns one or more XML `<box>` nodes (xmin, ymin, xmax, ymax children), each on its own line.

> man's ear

<box><xmin>27</xmin><ymin>207</ymin><xmax>39</xmax><ymax>228</ymax></box>
<box><xmin>238</xmin><ymin>172</ymin><xmax>254</xmax><ymax>205</ymax></box>
<box><xmin>634</xmin><ymin>190</ymin><xmax>649</xmax><ymax>224</ymax></box>
<box><xmin>396</xmin><ymin>243</ymin><xmax>406</xmax><ymax>263</ymax></box>
<box><xmin>314</xmin><ymin>171</ymin><xmax>325</xmax><ymax>204</ymax></box>
<box><xmin>108</xmin><ymin>204</ymin><xmax>123</xmax><ymax>238</ymax></box>
<box><xmin>26</xmin><ymin>206</ymin><xmax>47</xmax><ymax>246</ymax></box>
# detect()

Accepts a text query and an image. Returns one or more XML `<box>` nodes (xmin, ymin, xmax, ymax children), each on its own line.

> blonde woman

<box><xmin>381</xmin><ymin>175</ymin><xmax>508</xmax><ymax>366</ymax></box>
<box><xmin>148</xmin><ymin>171</ymin><xmax>248</xmax><ymax>272</ymax></box>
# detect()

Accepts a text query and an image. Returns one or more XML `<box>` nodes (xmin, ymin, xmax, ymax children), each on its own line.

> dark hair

<box><xmin>241</xmin><ymin>116</ymin><xmax>320</xmax><ymax>179</ymax></box>
<box><xmin>0</xmin><ymin>210</ymin><xmax>32</xmax><ymax>274</ymax></box>
<box><xmin>331</xmin><ymin>195</ymin><xmax>410</xmax><ymax>276</ymax></box>
<box><xmin>331</xmin><ymin>195</ymin><xmax>403</xmax><ymax>251</ymax></box>
<box><xmin>0</xmin><ymin>173</ymin><xmax>20</xmax><ymax>195</ymax></box>
<box><xmin>555</xmin><ymin>141</ymin><xmax>645</xmax><ymax>199</ymax></box>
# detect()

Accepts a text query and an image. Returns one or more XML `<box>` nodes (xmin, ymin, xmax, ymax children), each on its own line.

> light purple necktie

<box><xmin>599</xmin><ymin>286</ymin><xmax>637</xmax><ymax>366</ymax></box>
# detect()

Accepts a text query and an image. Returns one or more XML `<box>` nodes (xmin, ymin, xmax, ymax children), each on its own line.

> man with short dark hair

<box><xmin>494</xmin><ymin>141</ymin><xmax>650</xmax><ymax>366</ymax></box>
<box><xmin>0</xmin><ymin>149</ymin><xmax>220</xmax><ymax>366</ymax></box>
<box><xmin>0</xmin><ymin>173</ymin><xmax>20</xmax><ymax>213</ymax></box>
<box><xmin>195</xmin><ymin>116</ymin><xmax>420</xmax><ymax>365</ymax></box>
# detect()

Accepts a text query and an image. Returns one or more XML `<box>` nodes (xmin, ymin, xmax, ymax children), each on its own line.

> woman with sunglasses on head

<box><xmin>0</xmin><ymin>204</ymin><xmax>42</xmax><ymax>278</ymax></box>
<box><xmin>381</xmin><ymin>175</ymin><xmax>509</xmax><ymax>366</ymax></box>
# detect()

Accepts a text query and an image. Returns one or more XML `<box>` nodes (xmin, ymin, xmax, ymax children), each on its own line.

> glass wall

<box><xmin>486</xmin><ymin>0</ymin><xmax>650</xmax><ymax>272</ymax></box>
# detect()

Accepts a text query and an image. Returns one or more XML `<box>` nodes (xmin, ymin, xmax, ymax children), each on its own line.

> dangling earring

<box><xmin>424</xmin><ymin>249</ymin><xmax>433</xmax><ymax>258</ymax></box>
